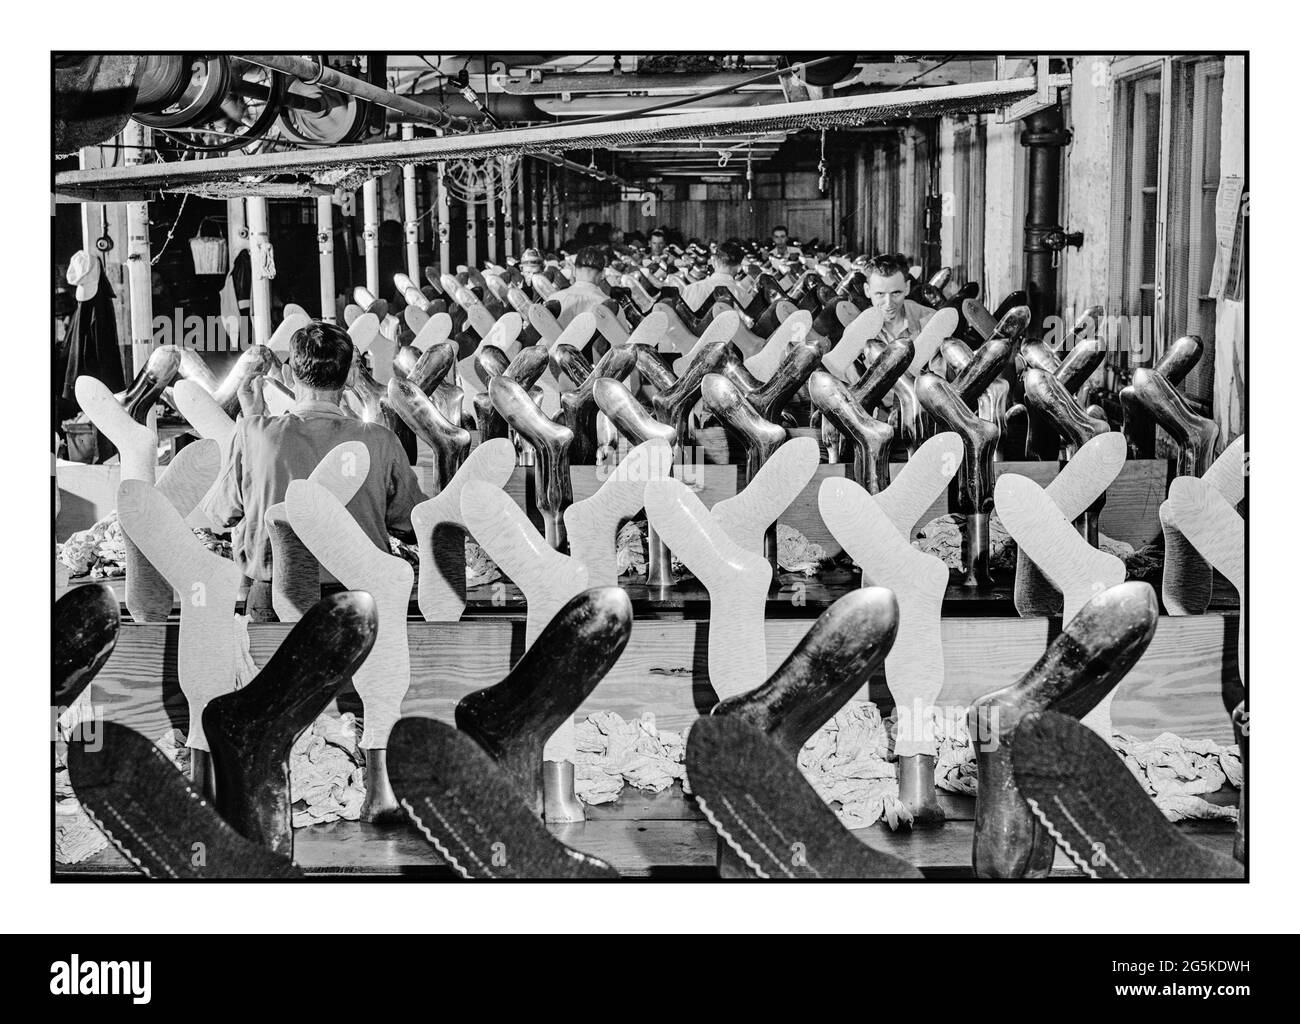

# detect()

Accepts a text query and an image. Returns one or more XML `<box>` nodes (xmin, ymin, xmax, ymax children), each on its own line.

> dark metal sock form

<box><xmin>120</xmin><ymin>345</ymin><xmax>182</xmax><ymax>424</ymax></box>
<box><xmin>67</xmin><ymin>721</ymin><xmax>302</xmax><ymax>879</ymax></box>
<box><xmin>1012</xmin><ymin>710</ymin><xmax>1243</xmax><ymax>879</ymax></box>
<box><xmin>652</xmin><ymin>339</ymin><xmax>730</xmax><ymax>449</ymax></box>
<box><xmin>456</xmin><ymin>587</ymin><xmax>633</xmax><ymax>818</ymax></box>
<box><xmin>388</xmin><ymin>377</ymin><xmax>471</xmax><ymax>493</ymax></box>
<box><xmin>748</xmin><ymin>341</ymin><xmax>821</xmax><ymax>423</ymax></box>
<box><xmin>388</xmin><ymin>717</ymin><xmax>619</xmax><ymax>879</ymax></box>
<box><xmin>53</xmin><ymin>583</ymin><xmax>120</xmax><ymax>711</ymax></box>
<box><xmin>490</xmin><ymin>374</ymin><xmax>575</xmax><ymax>548</ymax></box>
<box><xmin>850</xmin><ymin>337</ymin><xmax>913</xmax><ymax>413</ymax></box>
<box><xmin>472</xmin><ymin>344</ymin><xmax>549</xmax><ymax>439</ymax></box>
<box><xmin>1119</xmin><ymin>335</ymin><xmax>1205</xmax><ymax>458</ymax></box>
<box><xmin>686</xmin><ymin>716</ymin><xmax>923</xmax><ymax>879</ymax></box>
<box><xmin>969</xmin><ymin>581</ymin><xmax>1159</xmax><ymax>878</ymax></box>
<box><xmin>809</xmin><ymin>371</ymin><xmax>893</xmax><ymax>492</ymax></box>
<box><xmin>1122</xmin><ymin>366</ymin><xmax>1219</xmax><ymax>476</ymax></box>
<box><xmin>202</xmin><ymin>592</ymin><xmax>379</xmax><ymax>858</ymax></box>
<box><xmin>214</xmin><ymin>344</ymin><xmax>279</xmax><ymax>418</ymax></box>
<box><xmin>916</xmin><ymin>372</ymin><xmax>999</xmax><ymax>587</ymax></box>
<box><xmin>554</xmin><ymin>344</ymin><xmax>637</xmax><ymax>465</ymax></box>
<box><xmin>714</xmin><ymin>587</ymin><xmax>898</xmax><ymax>756</ymax></box>
<box><xmin>593</xmin><ymin>377</ymin><xmax>677</xmax><ymax>588</ymax></box>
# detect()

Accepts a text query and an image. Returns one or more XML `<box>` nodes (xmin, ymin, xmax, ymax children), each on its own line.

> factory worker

<box><xmin>553</xmin><ymin>246</ymin><xmax>628</xmax><ymax>329</ymax></box>
<box><xmin>200</xmin><ymin>321</ymin><xmax>425</xmax><ymax>621</ymax></box>
<box><xmin>862</xmin><ymin>253</ymin><xmax>934</xmax><ymax>344</ymax></box>
<box><xmin>680</xmin><ymin>240</ymin><xmax>757</xmax><ymax>313</ymax></box>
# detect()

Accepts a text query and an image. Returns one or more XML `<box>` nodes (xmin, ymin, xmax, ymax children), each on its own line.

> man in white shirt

<box><xmin>553</xmin><ymin>246</ymin><xmax>617</xmax><ymax>327</ymax></box>
<box><xmin>863</xmin><ymin>254</ymin><xmax>933</xmax><ymax>344</ymax></box>
<box><xmin>681</xmin><ymin>241</ymin><xmax>756</xmax><ymax>313</ymax></box>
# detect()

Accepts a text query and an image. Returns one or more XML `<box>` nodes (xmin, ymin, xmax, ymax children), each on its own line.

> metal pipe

<box><xmin>245</xmin><ymin>197</ymin><xmax>274</xmax><ymax>346</ymax></box>
<box><xmin>363</xmin><ymin>178</ymin><xmax>379</xmax><ymax>295</ymax></box>
<box><xmin>316</xmin><ymin>195</ymin><xmax>336</xmax><ymax>322</ymax></box>
<box><xmin>1021</xmin><ymin>104</ymin><xmax>1071</xmax><ymax>334</ymax></box>
<box><xmin>466</xmin><ymin>187</ymin><xmax>478</xmax><ymax>269</ymax></box>
<box><xmin>240</xmin><ymin>54</ymin><xmax>468</xmax><ymax>129</ymax></box>
<box><xmin>122</xmin><ymin>122</ymin><xmax>155</xmax><ymax>374</ymax></box>
<box><xmin>401</xmin><ymin>125</ymin><xmax>420</xmax><ymax>281</ymax></box>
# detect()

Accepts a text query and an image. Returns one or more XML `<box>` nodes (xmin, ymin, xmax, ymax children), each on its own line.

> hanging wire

<box><xmin>150</xmin><ymin>192</ymin><xmax>191</xmax><ymax>265</ymax></box>
<box><xmin>817</xmin><ymin>129</ymin><xmax>827</xmax><ymax>193</ymax></box>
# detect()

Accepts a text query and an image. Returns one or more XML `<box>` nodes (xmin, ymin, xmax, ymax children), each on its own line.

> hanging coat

<box><xmin>61</xmin><ymin>259</ymin><xmax>125</xmax><ymax>402</ymax></box>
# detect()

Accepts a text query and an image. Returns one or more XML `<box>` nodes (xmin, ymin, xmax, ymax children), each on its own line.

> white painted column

<box><xmin>245</xmin><ymin>197</ymin><xmax>274</xmax><ymax>346</ymax></box>
<box><xmin>317</xmin><ymin>195</ymin><xmax>336</xmax><ymax>322</ymax></box>
<box><xmin>122</xmin><ymin>122</ymin><xmax>155</xmax><ymax>374</ymax></box>
<box><xmin>363</xmin><ymin>177</ymin><xmax>380</xmax><ymax>295</ymax></box>
<box><xmin>401</xmin><ymin>124</ymin><xmax>421</xmax><ymax>281</ymax></box>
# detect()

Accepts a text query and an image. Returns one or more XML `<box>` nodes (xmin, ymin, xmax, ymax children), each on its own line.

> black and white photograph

<box><xmin>13</xmin><ymin>8</ymin><xmax>1291</xmax><ymax>969</ymax></box>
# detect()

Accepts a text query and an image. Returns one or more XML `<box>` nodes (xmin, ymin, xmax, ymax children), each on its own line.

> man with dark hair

<box><xmin>200</xmin><ymin>320</ymin><xmax>425</xmax><ymax>620</ymax></box>
<box><xmin>862</xmin><ymin>253</ymin><xmax>933</xmax><ymax>345</ymax></box>
<box><xmin>770</xmin><ymin>225</ymin><xmax>789</xmax><ymax>255</ymax></box>
<box><xmin>554</xmin><ymin>245</ymin><xmax>626</xmax><ymax>328</ymax></box>
<box><xmin>681</xmin><ymin>239</ymin><xmax>755</xmax><ymax>312</ymax></box>
<box><xmin>648</xmin><ymin>227</ymin><xmax>668</xmax><ymax>256</ymax></box>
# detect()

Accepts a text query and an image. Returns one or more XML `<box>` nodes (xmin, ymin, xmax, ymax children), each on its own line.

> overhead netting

<box><xmin>56</xmin><ymin>77</ymin><xmax>1049</xmax><ymax>200</ymax></box>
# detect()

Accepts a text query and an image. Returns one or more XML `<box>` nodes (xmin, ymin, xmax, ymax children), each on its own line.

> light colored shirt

<box><xmin>553</xmin><ymin>280</ymin><xmax>609</xmax><ymax>327</ymax></box>
<box><xmin>878</xmin><ymin>298</ymin><xmax>935</xmax><ymax>344</ymax></box>
<box><xmin>199</xmin><ymin>399</ymin><xmax>425</xmax><ymax>581</ymax></box>
<box><xmin>681</xmin><ymin>272</ymin><xmax>756</xmax><ymax>313</ymax></box>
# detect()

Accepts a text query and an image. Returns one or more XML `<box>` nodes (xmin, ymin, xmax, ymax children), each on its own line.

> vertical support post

<box><xmin>363</xmin><ymin>177</ymin><xmax>380</xmax><ymax>295</ymax></box>
<box><xmin>485</xmin><ymin>160</ymin><xmax>498</xmax><ymax>265</ymax></box>
<box><xmin>513</xmin><ymin>157</ymin><xmax>525</xmax><ymax>255</ymax></box>
<box><xmin>245</xmin><ymin>196</ymin><xmax>274</xmax><ymax>346</ymax></box>
<box><xmin>501</xmin><ymin>159</ymin><xmax>515</xmax><ymax>260</ymax></box>
<box><xmin>317</xmin><ymin>194</ymin><xmax>336</xmax><ymax>322</ymax></box>
<box><xmin>401</xmin><ymin>124</ymin><xmax>421</xmax><ymax>281</ymax></box>
<box><xmin>436</xmin><ymin>155</ymin><xmax>451</xmax><ymax>274</ymax></box>
<box><xmin>527</xmin><ymin>159</ymin><xmax>537</xmax><ymax>247</ymax></box>
<box><xmin>122</xmin><ymin>122</ymin><xmax>155</xmax><ymax>375</ymax></box>
<box><xmin>466</xmin><ymin>182</ymin><xmax>478</xmax><ymax>269</ymax></box>
<box><xmin>226</xmin><ymin>198</ymin><xmax>248</xmax><ymax>260</ymax></box>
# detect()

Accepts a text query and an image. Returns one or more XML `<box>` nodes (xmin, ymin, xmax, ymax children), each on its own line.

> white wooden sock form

<box><xmin>995</xmin><ymin>472</ymin><xmax>1126</xmax><ymax>737</ymax></box>
<box><xmin>1161</xmin><ymin>435</ymin><xmax>1247</xmax><ymax>615</ymax></box>
<box><xmin>1013</xmin><ymin>432</ymin><xmax>1128</xmax><ymax>616</ymax></box>
<box><xmin>411</xmin><ymin>438</ymin><xmax>518</xmax><ymax>622</ymax></box>
<box><xmin>459</xmin><ymin>479</ymin><xmax>591</xmax><ymax>821</ymax></box>
<box><xmin>819</xmin><ymin>433</ymin><xmax>961</xmax><ymax>764</ymax></box>
<box><xmin>286</xmin><ymin>478</ymin><xmax>414</xmax><ymax>820</ymax></box>
<box><xmin>644</xmin><ymin>479</ymin><xmax>772</xmax><ymax>700</ymax></box>
<box><xmin>1164</xmin><ymin>475</ymin><xmax>1246</xmax><ymax>681</ymax></box>
<box><xmin>265</xmin><ymin>442</ymin><xmax>371</xmax><ymax>622</ymax></box>
<box><xmin>744</xmin><ymin>309</ymin><xmax>813</xmax><ymax>382</ymax></box>
<box><xmin>564</xmin><ymin>441</ymin><xmax>674</xmax><ymax>587</ymax></box>
<box><xmin>116</xmin><ymin>478</ymin><xmax>243</xmax><ymax>753</ymax></box>
<box><xmin>821</xmin><ymin>307</ymin><xmax>885</xmax><ymax>382</ymax></box>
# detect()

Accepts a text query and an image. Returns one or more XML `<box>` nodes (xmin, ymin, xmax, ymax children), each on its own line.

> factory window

<box><xmin>1111</xmin><ymin>70</ymin><xmax>1163</xmax><ymax>367</ymax></box>
<box><xmin>952</xmin><ymin>120</ymin><xmax>986</xmax><ymax>295</ymax></box>
<box><xmin>1166</xmin><ymin>57</ymin><xmax>1225</xmax><ymax>410</ymax></box>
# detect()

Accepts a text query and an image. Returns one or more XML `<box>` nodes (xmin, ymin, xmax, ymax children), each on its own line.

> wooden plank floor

<box><xmin>57</xmin><ymin>786</ymin><xmax>1239</xmax><ymax>880</ymax></box>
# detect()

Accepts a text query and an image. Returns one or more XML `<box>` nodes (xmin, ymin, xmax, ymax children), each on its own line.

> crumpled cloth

<box><xmin>799</xmin><ymin>701</ymin><xmax>911</xmax><ymax>829</ymax></box>
<box><xmin>290</xmin><ymin>712</ymin><xmax>366</xmax><ymax>827</ymax></box>
<box><xmin>1114</xmin><ymin>731</ymin><xmax>1241</xmax><ymax>822</ymax></box>
<box><xmin>59</xmin><ymin>511</ymin><xmax>232</xmax><ymax>579</ymax></box>
<box><xmin>615</xmin><ymin>520</ymin><xmax>647</xmax><ymax>577</ymax></box>
<box><xmin>574</xmin><ymin>710</ymin><xmax>686</xmax><ymax>805</ymax></box>
<box><xmin>913</xmin><ymin>512</ymin><xmax>1150</xmax><ymax>576</ymax></box>
<box><xmin>776</xmin><ymin>523</ymin><xmax>826</xmax><ymax>576</ymax></box>
<box><xmin>54</xmin><ymin>713</ymin><xmax>110</xmax><ymax>864</ymax></box>
<box><xmin>465</xmin><ymin>538</ymin><xmax>502</xmax><ymax>588</ymax></box>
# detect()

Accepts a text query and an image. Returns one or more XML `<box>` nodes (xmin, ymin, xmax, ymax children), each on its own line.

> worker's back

<box><xmin>201</xmin><ymin>400</ymin><xmax>426</xmax><ymax>583</ymax></box>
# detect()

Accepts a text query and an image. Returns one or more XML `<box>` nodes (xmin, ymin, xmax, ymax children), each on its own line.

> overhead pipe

<box><xmin>241</xmin><ymin>54</ymin><xmax>470</xmax><ymax>130</ymax></box>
